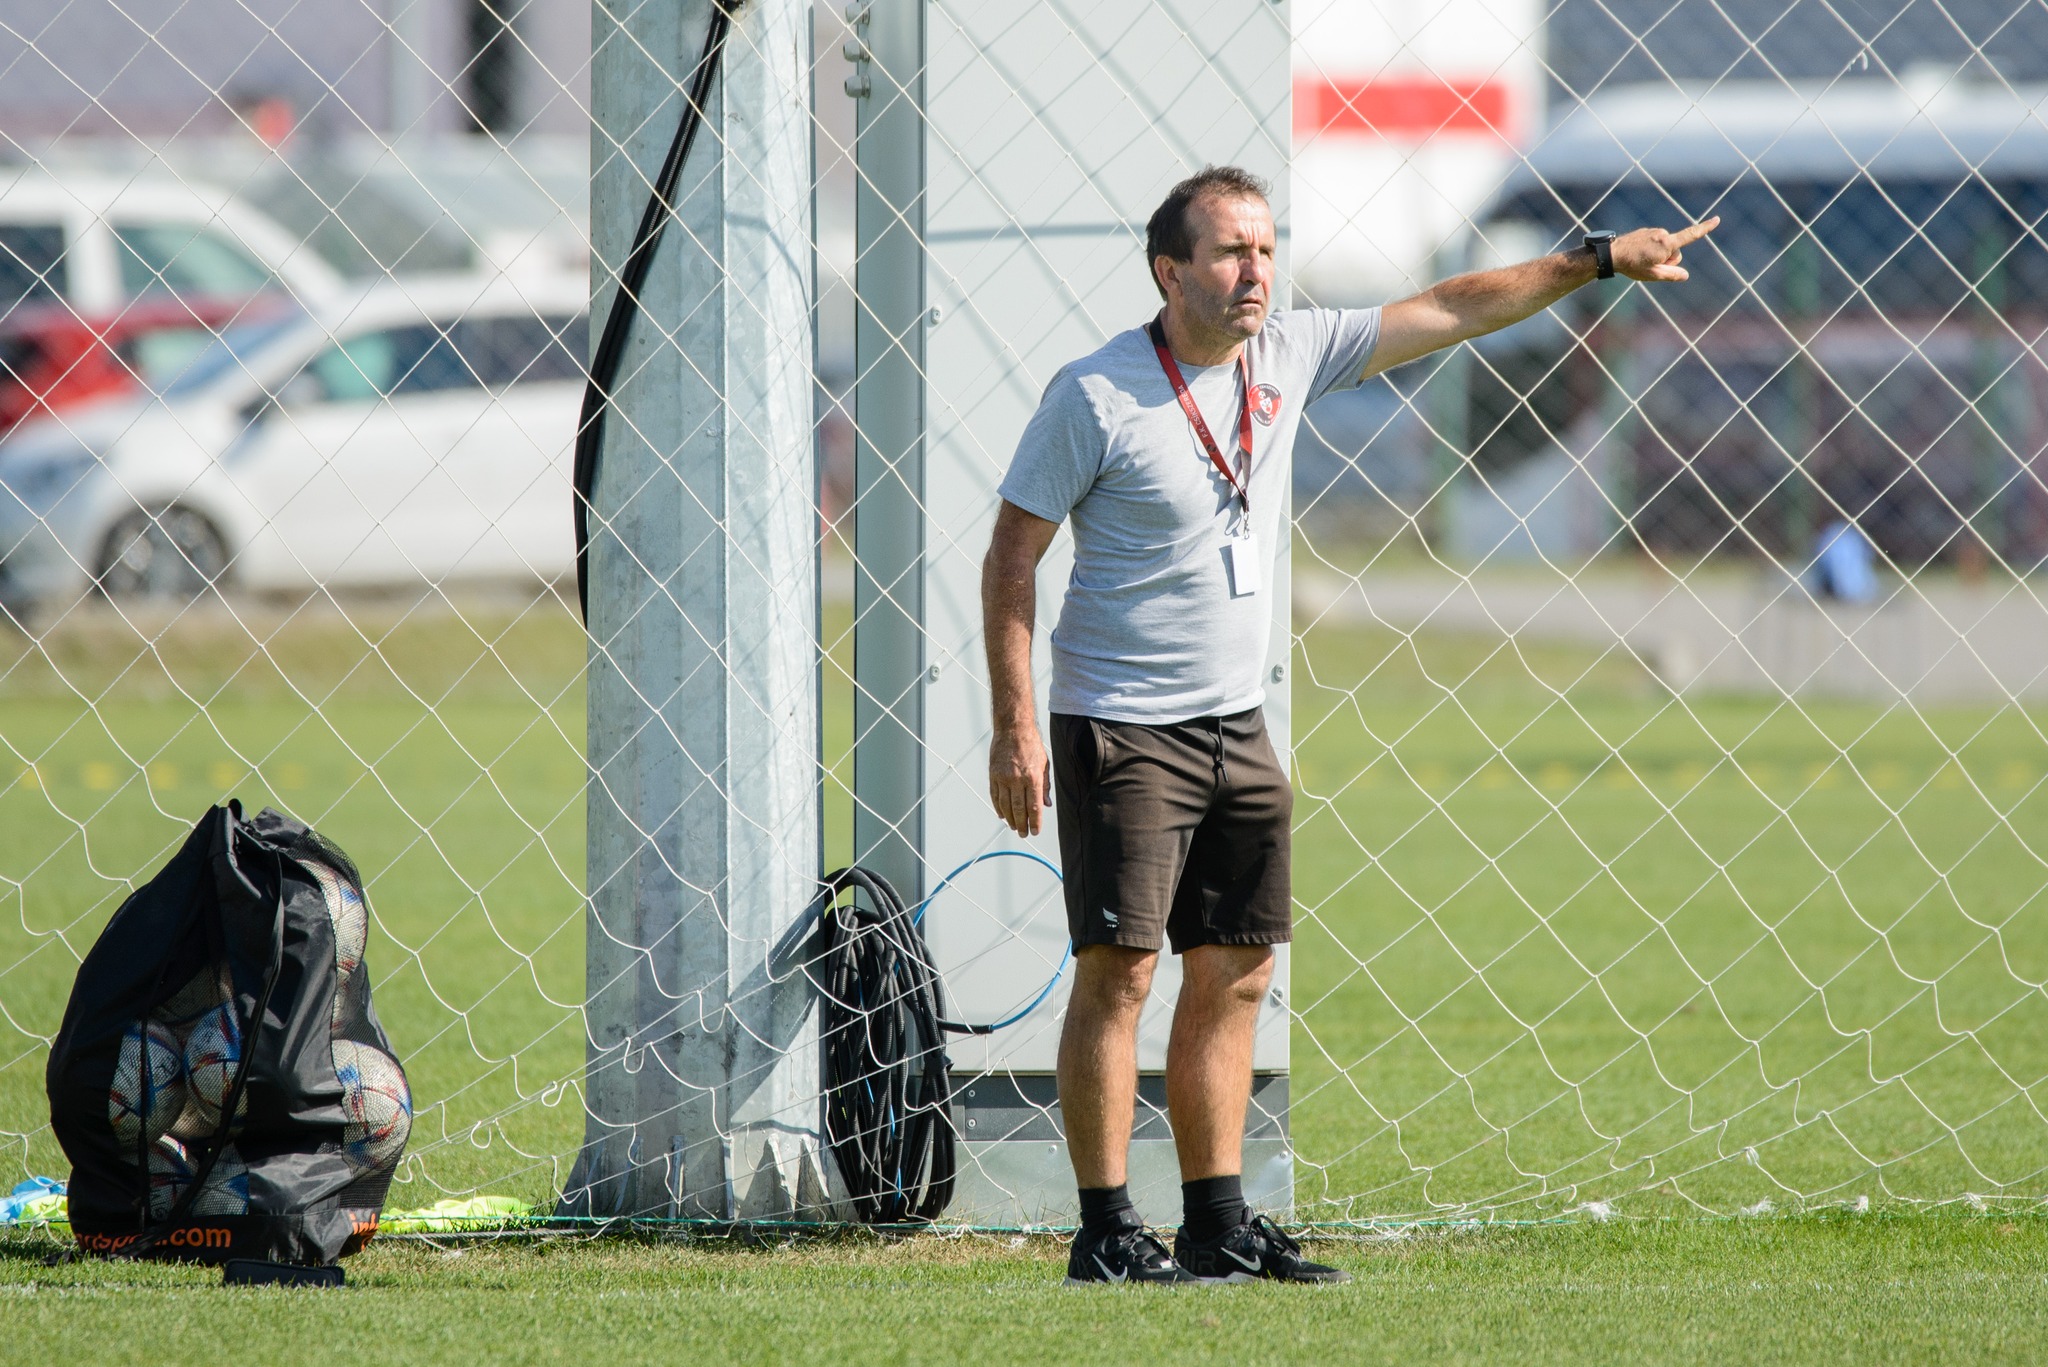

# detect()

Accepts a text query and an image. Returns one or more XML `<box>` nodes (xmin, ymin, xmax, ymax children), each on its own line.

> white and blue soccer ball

<box><xmin>155</xmin><ymin>967</ymin><xmax>228</xmax><ymax>1033</ymax></box>
<box><xmin>182</xmin><ymin>1003</ymin><xmax>246</xmax><ymax>1132</ymax></box>
<box><xmin>110</xmin><ymin>1019</ymin><xmax>188</xmax><ymax>1151</ymax></box>
<box><xmin>331</xmin><ymin>1039</ymin><xmax>411</xmax><ymax>1173</ymax></box>
<box><xmin>147</xmin><ymin>1137</ymin><xmax>249</xmax><ymax>1218</ymax></box>
<box><xmin>147</xmin><ymin>1136</ymin><xmax>194</xmax><ymax>1219</ymax></box>
<box><xmin>188</xmin><ymin>1143</ymin><xmax>250</xmax><ymax>1216</ymax></box>
<box><xmin>305</xmin><ymin>859</ymin><xmax>368</xmax><ymax>984</ymax></box>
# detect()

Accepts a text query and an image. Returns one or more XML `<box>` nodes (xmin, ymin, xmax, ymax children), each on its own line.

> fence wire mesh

<box><xmin>1</xmin><ymin>0</ymin><xmax>2046</xmax><ymax>1231</ymax></box>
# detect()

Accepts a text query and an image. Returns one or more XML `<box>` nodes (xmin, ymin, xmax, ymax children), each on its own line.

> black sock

<box><xmin>1077</xmin><ymin>1183</ymin><xmax>1139</xmax><ymax>1237</ymax></box>
<box><xmin>1181</xmin><ymin>1173</ymin><xmax>1247</xmax><ymax>1243</ymax></box>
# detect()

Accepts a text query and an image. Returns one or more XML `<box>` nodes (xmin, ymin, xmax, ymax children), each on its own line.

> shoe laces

<box><xmin>1107</xmin><ymin>1224</ymin><xmax>1177</xmax><ymax>1268</ymax></box>
<box><xmin>1246</xmin><ymin>1213</ymin><xmax>1303</xmax><ymax>1257</ymax></box>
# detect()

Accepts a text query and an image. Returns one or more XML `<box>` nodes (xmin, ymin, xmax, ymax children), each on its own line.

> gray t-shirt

<box><xmin>999</xmin><ymin>307</ymin><xmax>1382</xmax><ymax>723</ymax></box>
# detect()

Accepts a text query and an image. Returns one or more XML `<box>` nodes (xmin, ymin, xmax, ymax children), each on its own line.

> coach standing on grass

<box><xmin>983</xmin><ymin>165</ymin><xmax>1716</xmax><ymax>1286</ymax></box>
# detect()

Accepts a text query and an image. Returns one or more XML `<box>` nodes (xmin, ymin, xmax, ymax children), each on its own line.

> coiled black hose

<box><xmin>573</xmin><ymin>0</ymin><xmax>734</xmax><ymax>621</ymax></box>
<box><xmin>809</xmin><ymin>867</ymin><xmax>959</xmax><ymax>1223</ymax></box>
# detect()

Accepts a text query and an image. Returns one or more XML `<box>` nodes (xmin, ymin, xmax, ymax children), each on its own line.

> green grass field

<box><xmin>0</xmin><ymin>594</ymin><xmax>593</xmax><ymax>1203</ymax></box>
<box><xmin>1289</xmin><ymin>617</ymin><xmax>2048</xmax><ymax>1218</ymax></box>
<box><xmin>4</xmin><ymin>1218</ymin><xmax>2047</xmax><ymax>1364</ymax></box>
<box><xmin>3</xmin><ymin>575</ymin><xmax>2046</xmax><ymax>1360</ymax></box>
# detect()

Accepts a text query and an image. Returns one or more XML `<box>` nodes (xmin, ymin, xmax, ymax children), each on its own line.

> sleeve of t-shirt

<box><xmin>996</xmin><ymin>368</ymin><xmax>1106</xmax><ymax>525</ymax></box>
<box><xmin>1304</xmin><ymin>306</ymin><xmax>1384</xmax><ymax>405</ymax></box>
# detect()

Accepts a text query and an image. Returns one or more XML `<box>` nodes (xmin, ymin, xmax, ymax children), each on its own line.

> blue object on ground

<box><xmin>0</xmin><ymin>1176</ymin><xmax>64</xmax><ymax>1224</ymax></box>
<box><xmin>1807</xmin><ymin>520</ymin><xmax>1880</xmax><ymax>604</ymax></box>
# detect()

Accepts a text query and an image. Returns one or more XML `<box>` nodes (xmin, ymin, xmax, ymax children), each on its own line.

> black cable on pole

<box><xmin>573</xmin><ymin>0</ymin><xmax>734</xmax><ymax>622</ymax></box>
<box><xmin>809</xmin><ymin>867</ymin><xmax>960</xmax><ymax>1223</ymax></box>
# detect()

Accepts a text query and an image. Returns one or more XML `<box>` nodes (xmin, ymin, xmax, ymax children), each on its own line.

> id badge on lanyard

<box><xmin>1147</xmin><ymin>317</ymin><xmax>1260</xmax><ymax>598</ymax></box>
<box><xmin>1222</xmin><ymin>531</ymin><xmax>1261</xmax><ymax>598</ymax></box>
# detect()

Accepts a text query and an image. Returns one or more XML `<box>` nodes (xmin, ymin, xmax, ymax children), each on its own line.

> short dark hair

<box><xmin>1144</xmin><ymin>165</ymin><xmax>1271</xmax><ymax>299</ymax></box>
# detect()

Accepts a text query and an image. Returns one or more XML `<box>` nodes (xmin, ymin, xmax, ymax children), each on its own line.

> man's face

<box><xmin>1157</xmin><ymin>193</ymin><xmax>1276</xmax><ymax>343</ymax></box>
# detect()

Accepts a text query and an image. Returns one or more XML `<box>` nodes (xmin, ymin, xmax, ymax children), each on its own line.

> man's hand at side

<box><xmin>983</xmin><ymin>500</ymin><xmax>1061</xmax><ymax>837</ymax></box>
<box><xmin>988</xmin><ymin>722</ymin><xmax>1052</xmax><ymax>838</ymax></box>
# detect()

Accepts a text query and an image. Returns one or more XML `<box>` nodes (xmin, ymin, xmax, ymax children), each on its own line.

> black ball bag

<box><xmin>46</xmin><ymin>801</ymin><xmax>410</xmax><ymax>1265</ymax></box>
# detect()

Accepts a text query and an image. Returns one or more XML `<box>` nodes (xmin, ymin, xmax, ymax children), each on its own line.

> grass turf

<box><xmin>5</xmin><ymin>1218</ymin><xmax>2048</xmax><ymax>1365</ymax></box>
<box><xmin>3</xmin><ymin>576</ymin><xmax>2048</xmax><ymax>1360</ymax></box>
<box><xmin>2</xmin><ymin>567</ymin><xmax>2046</xmax><ymax>1222</ymax></box>
<box><xmin>1286</xmin><ymin>599</ymin><xmax>2048</xmax><ymax>1216</ymax></box>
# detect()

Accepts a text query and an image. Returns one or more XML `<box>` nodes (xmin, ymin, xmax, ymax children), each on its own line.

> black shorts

<box><xmin>1049</xmin><ymin>708</ymin><xmax>1293</xmax><ymax>955</ymax></box>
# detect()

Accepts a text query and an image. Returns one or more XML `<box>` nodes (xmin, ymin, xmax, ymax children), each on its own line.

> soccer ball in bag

<box><xmin>147</xmin><ymin>1136</ymin><xmax>194</xmax><ymax>1219</ymax></box>
<box><xmin>155</xmin><ymin>966</ymin><xmax>228</xmax><ymax>1032</ymax></box>
<box><xmin>305</xmin><ymin>858</ymin><xmax>367</xmax><ymax>983</ymax></box>
<box><xmin>332</xmin><ymin>1039</ymin><xmax>411</xmax><ymax>1173</ymax></box>
<box><xmin>110</xmin><ymin>1019</ymin><xmax>188</xmax><ymax>1150</ymax></box>
<box><xmin>183</xmin><ymin>1004</ymin><xmax>247</xmax><ymax>1131</ymax></box>
<box><xmin>188</xmin><ymin>1143</ymin><xmax>250</xmax><ymax>1216</ymax></box>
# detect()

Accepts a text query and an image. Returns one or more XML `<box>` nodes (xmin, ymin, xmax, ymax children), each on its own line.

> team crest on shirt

<box><xmin>1250</xmin><ymin>383</ymin><xmax>1283</xmax><ymax>426</ymax></box>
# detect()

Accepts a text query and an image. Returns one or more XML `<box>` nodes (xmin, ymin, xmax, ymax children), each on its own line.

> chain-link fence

<box><xmin>3</xmin><ymin>0</ymin><xmax>2047</xmax><ymax>1233</ymax></box>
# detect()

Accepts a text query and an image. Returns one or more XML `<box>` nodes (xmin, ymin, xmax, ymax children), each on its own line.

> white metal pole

<box><xmin>848</xmin><ymin>0</ymin><xmax>927</xmax><ymax>903</ymax></box>
<box><xmin>567</xmin><ymin>0</ymin><xmax>831</xmax><ymax>1222</ymax></box>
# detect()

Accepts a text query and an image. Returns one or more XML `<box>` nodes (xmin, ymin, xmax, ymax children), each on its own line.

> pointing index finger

<box><xmin>1670</xmin><ymin>216</ymin><xmax>1722</xmax><ymax>248</ymax></box>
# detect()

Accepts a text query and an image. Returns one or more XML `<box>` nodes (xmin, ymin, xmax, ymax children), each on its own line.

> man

<box><xmin>983</xmin><ymin>165</ymin><xmax>1715</xmax><ymax>1286</ymax></box>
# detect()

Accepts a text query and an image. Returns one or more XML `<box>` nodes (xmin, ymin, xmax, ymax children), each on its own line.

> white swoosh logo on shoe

<box><xmin>1093</xmin><ymin>1255</ymin><xmax>1128</xmax><ymax>1283</ymax></box>
<box><xmin>1223</xmin><ymin>1248</ymin><xmax>1262</xmax><ymax>1274</ymax></box>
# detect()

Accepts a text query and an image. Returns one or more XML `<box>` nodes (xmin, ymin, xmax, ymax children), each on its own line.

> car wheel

<box><xmin>97</xmin><ymin>506</ymin><xmax>231</xmax><ymax>601</ymax></box>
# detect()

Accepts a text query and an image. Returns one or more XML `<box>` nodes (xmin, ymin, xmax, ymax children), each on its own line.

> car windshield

<box><xmin>153</xmin><ymin>312</ymin><xmax>307</xmax><ymax>398</ymax></box>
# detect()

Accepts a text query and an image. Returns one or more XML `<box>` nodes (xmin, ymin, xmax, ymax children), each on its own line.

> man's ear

<box><xmin>1153</xmin><ymin>255</ymin><xmax>1176</xmax><ymax>299</ymax></box>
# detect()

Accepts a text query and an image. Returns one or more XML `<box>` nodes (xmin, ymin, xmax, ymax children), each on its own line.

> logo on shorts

<box><xmin>1100</xmin><ymin>908</ymin><xmax>1119</xmax><ymax>929</ymax></box>
<box><xmin>1250</xmin><ymin>383</ymin><xmax>1283</xmax><ymax>426</ymax></box>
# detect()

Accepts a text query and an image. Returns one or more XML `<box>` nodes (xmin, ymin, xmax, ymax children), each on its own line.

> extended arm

<box><xmin>982</xmin><ymin>499</ymin><xmax>1062</xmax><ymax>837</ymax></box>
<box><xmin>1363</xmin><ymin>218</ymin><xmax>1721</xmax><ymax>378</ymax></box>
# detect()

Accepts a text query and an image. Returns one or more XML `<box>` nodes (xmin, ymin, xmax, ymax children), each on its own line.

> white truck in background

<box><xmin>1291</xmin><ymin>0</ymin><xmax>1546</xmax><ymax>305</ymax></box>
<box><xmin>0</xmin><ymin>169</ymin><xmax>345</xmax><ymax>316</ymax></box>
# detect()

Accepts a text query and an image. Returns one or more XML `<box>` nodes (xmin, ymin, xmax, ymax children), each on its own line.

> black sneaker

<box><xmin>1174</xmin><ymin>1213</ymin><xmax>1351</xmax><ymax>1284</ymax></box>
<box><xmin>1065</xmin><ymin>1223</ymin><xmax>1199</xmax><ymax>1286</ymax></box>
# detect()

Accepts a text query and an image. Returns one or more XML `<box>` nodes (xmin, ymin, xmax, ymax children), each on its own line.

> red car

<box><xmin>0</xmin><ymin>295</ymin><xmax>290</xmax><ymax>434</ymax></box>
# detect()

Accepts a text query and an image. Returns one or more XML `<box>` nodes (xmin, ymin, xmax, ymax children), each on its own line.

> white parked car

<box><xmin>0</xmin><ymin>276</ymin><xmax>587</xmax><ymax>609</ymax></box>
<box><xmin>0</xmin><ymin>170</ymin><xmax>345</xmax><ymax>314</ymax></box>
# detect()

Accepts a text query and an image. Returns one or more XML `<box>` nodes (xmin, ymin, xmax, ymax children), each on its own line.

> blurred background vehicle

<box><xmin>1428</xmin><ymin>78</ymin><xmax>2048</xmax><ymax>569</ymax></box>
<box><xmin>0</xmin><ymin>295</ymin><xmax>279</xmax><ymax>435</ymax></box>
<box><xmin>16</xmin><ymin>140</ymin><xmax>591</xmax><ymax>291</ymax></box>
<box><xmin>0</xmin><ymin>170</ymin><xmax>344</xmax><ymax>317</ymax></box>
<box><xmin>0</xmin><ymin>276</ymin><xmax>586</xmax><ymax>611</ymax></box>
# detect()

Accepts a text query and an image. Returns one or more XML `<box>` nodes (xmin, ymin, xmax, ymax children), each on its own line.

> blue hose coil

<box><xmin>913</xmin><ymin>849</ymin><xmax>1069</xmax><ymax>1034</ymax></box>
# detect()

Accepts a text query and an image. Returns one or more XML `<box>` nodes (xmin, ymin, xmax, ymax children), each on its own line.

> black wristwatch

<box><xmin>1584</xmin><ymin>231</ymin><xmax>1617</xmax><ymax>280</ymax></box>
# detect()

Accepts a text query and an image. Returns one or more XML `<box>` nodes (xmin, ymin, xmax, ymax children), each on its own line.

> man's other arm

<box><xmin>1362</xmin><ymin>218</ymin><xmax>1721</xmax><ymax>379</ymax></box>
<box><xmin>983</xmin><ymin>499</ymin><xmax>1062</xmax><ymax>837</ymax></box>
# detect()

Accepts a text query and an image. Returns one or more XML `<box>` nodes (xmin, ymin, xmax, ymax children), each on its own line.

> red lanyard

<box><xmin>1147</xmin><ymin>317</ymin><xmax>1253</xmax><ymax>516</ymax></box>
